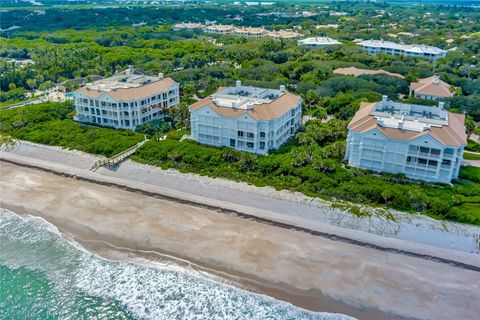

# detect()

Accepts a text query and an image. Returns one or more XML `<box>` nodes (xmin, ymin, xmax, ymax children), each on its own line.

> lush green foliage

<box><xmin>464</xmin><ymin>152</ymin><xmax>480</xmax><ymax>161</ymax></box>
<box><xmin>466</xmin><ymin>140</ymin><xmax>480</xmax><ymax>153</ymax></box>
<box><xmin>132</xmin><ymin>120</ymin><xmax>480</xmax><ymax>226</ymax></box>
<box><xmin>0</xmin><ymin>102</ymin><xmax>144</xmax><ymax>157</ymax></box>
<box><xmin>1</xmin><ymin>1</ymin><xmax>479</xmax><ymax>119</ymax></box>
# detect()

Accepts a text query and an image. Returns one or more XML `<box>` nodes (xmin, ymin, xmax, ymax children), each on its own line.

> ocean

<box><xmin>0</xmin><ymin>208</ymin><xmax>355</xmax><ymax>320</ymax></box>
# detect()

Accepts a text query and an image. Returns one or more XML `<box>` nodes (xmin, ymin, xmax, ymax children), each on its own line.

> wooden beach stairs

<box><xmin>90</xmin><ymin>137</ymin><xmax>148</xmax><ymax>172</ymax></box>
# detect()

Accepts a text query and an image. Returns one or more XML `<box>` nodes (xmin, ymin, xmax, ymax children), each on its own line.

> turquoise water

<box><xmin>0</xmin><ymin>208</ymin><xmax>355</xmax><ymax>320</ymax></box>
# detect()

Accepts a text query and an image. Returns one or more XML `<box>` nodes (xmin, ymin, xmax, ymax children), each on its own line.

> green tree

<box><xmin>465</xmin><ymin>115</ymin><xmax>476</xmax><ymax>136</ymax></box>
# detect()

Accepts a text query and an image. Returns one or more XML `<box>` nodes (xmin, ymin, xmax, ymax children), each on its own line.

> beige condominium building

<box><xmin>267</xmin><ymin>30</ymin><xmax>302</xmax><ymax>40</ymax></box>
<box><xmin>235</xmin><ymin>27</ymin><xmax>268</xmax><ymax>38</ymax></box>
<box><xmin>234</xmin><ymin>27</ymin><xmax>268</xmax><ymax>38</ymax></box>
<box><xmin>203</xmin><ymin>24</ymin><xmax>236</xmax><ymax>35</ymax></box>
<box><xmin>74</xmin><ymin>68</ymin><xmax>179</xmax><ymax>129</ymax></box>
<box><xmin>409</xmin><ymin>74</ymin><xmax>453</xmax><ymax>100</ymax></box>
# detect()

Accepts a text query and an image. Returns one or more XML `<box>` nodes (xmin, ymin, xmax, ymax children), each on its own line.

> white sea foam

<box><xmin>0</xmin><ymin>208</ymin><xmax>357</xmax><ymax>320</ymax></box>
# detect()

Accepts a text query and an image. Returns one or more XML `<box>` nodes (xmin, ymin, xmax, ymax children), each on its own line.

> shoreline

<box><xmin>2</xmin><ymin>156</ymin><xmax>480</xmax><ymax>271</ymax></box>
<box><xmin>3</xmin><ymin>140</ymin><xmax>479</xmax><ymax>255</ymax></box>
<box><xmin>1</xmin><ymin>193</ymin><xmax>405</xmax><ymax>320</ymax></box>
<box><xmin>1</xmin><ymin>160</ymin><xmax>480</xmax><ymax>319</ymax></box>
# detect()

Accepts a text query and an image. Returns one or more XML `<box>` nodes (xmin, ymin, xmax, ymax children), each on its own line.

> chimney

<box><xmin>236</xmin><ymin>80</ymin><xmax>241</xmax><ymax>88</ymax></box>
<box><xmin>280</xmin><ymin>85</ymin><xmax>286</xmax><ymax>92</ymax></box>
<box><xmin>433</xmin><ymin>73</ymin><xmax>440</xmax><ymax>84</ymax></box>
<box><xmin>438</xmin><ymin>101</ymin><xmax>444</xmax><ymax>110</ymax></box>
<box><xmin>158</xmin><ymin>72</ymin><xmax>164</xmax><ymax>79</ymax></box>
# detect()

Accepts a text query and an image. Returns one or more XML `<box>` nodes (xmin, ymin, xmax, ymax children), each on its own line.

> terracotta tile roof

<box><xmin>189</xmin><ymin>90</ymin><xmax>301</xmax><ymax>121</ymax></box>
<box><xmin>235</xmin><ymin>27</ymin><xmax>267</xmax><ymax>35</ymax></box>
<box><xmin>77</xmin><ymin>78</ymin><xmax>177</xmax><ymax>101</ymax></box>
<box><xmin>410</xmin><ymin>76</ymin><xmax>453</xmax><ymax>98</ymax></box>
<box><xmin>205</xmin><ymin>25</ymin><xmax>235</xmax><ymax>31</ymax></box>
<box><xmin>334</xmin><ymin>67</ymin><xmax>404</xmax><ymax>79</ymax></box>
<box><xmin>267</xmin><ymin>30</ymin><xmax>301</xmax><ymax>39</ymax></box>
<box><xmin>348</xmin><ymin>102</ymin><xmax>467</xmax><ymax>147</ymax></box>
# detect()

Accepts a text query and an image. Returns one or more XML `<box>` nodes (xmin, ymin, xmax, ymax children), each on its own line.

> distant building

<box><xmin>358</xmin><ymin>40</ymin><xmax>447</xmax><ymax>60</ymax></box>
<box><xmin>409</xmin><ymin>74</ymin><xmax>453</xmax><ymax>100</ymax></box>
<box><xmin>234</xmin><ymin>27</ymin><xmax>268</xmax><ymax>38</ymax></box>
<box><xmin>74</xmin><ymin>67</ymin><xmax>179</xmax><ymax>129</ymax></box>
<box><xmin>267</xmin><ymin>30</ymin><xmax>302</xmax><ymax>40</ymax></box>
<box><xmin>315</xmin><ymin>24</ymin><xmax>340</xmax><ymax>29</ymax></box>
<box><xmin>189</xmin><ymin>81</ymin><xmax>302</xmax><ymax>154</ymax></box>
<box><xmin>297</xmin><ymin>37</ymin><xmax>342</xmax><ymax>47</ymax></box>
<box><xmin>345</xmin><ymin>97</ymin><xmax>466</xmax><ymax>183</ymax></box>
<box><xmin>203</xmin><ymin>24</ymin><xmax>236</xmax><ymax>35</ymax></box>
<box><xmin>172</xmin><ymin>22</ymin><xmax>204</xmax><ymax>31</ymax></box>
<box><xmin>172</xmin><ymin>22</ymin><xmax>300</xmax><ymax>40</ymax></box>
<box><xmin>334</xmin><ymin>67</ymin><xmax>404</xmax><ymax>79</ymax></box>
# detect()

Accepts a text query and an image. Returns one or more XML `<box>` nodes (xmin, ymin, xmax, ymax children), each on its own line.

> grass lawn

<box><xmin>464</xmin><ymin>152</ymin><xmax>480</xmax><ymax>161</ymax></box>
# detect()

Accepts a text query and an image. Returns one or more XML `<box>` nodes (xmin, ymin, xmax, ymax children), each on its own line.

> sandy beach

<box><xmin>1</xmin><ymin>149</ymin><xmax>480</xmax><ymax>319</ymax></box>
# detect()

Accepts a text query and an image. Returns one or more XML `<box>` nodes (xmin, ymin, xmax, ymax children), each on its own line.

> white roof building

<box><xmin>359</xmin><ymin>40</ymin><xmax>447</xmax><ymax>60</ymax></box>
<box><xmin>297</xmin><ymin>37</ymin><xmax>342</xmax><ymax>47</ymax></box>
<box><xmin>172</xmin><ymin>23</ymin><xmax>204</xmax><ymax>30</ymax></box>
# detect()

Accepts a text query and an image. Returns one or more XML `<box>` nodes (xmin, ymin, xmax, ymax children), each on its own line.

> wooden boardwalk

<box><xmin>90</xmin><ymin>138</ymin><xmax>148</xmax><ymax>172</ymax></box>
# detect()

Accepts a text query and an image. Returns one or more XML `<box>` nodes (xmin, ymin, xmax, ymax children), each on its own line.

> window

<box><xmin>246</xmin><ymin>142</ymin><xmax>254</xmax><ymax>149</ymax></box>
<box><xmin>230</xmin><ymin>139</ymin><xmax>235</xmax><ymax>147</ymax></box>
<box><xmin>237</xmin><ymin>131</ymin><xmax>244</xmax><ymax>137</ymax></box>
<box><xmin>260</xmin><ymin>132</ymin><xmax>266</xmax><ymax>138</ymax></box>
<box><xmin>427</xmin><ymin>160</ymin><xmax>438</xmax><ymax>167</ymax></box>
<box><xmin>409</xmin><ymin>145</ymin><xmax>419</xmax><ymax>152</ymax></box>
<box><xmin>418</xmin><ymin>158</ymin><xmax>427</xmax><ymax>165</ymax></box>
<box><xmin>246</xmin><ymin>132</ymin><xmax>254</xmax><ymax>139</ymax></box>
<box><xmin>444</xmin><ymin>148</ymin><xmax>454</xmax><ymax>155</ymax></box>
<box><xmin>441</xmin><ymin>159</ymin><xmax>451</xmax><ymax>166</ymax></box>
<box><xmin>420</xmin><ymin>147</ymin><xmax>429</xmax><ymax>154</ymax></box>
<box><xmin>260</xmin><ymin>142</ymin><xmax>265</xmax><ymax>149</ymax></box>
<box><xmin>430</xmin><ymin>149</ymin><xmax>441</xmax><ymax>156</ymax></box>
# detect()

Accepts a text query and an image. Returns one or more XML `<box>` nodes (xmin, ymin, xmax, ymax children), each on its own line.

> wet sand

<box><xmin>1</xmin><ymin>161</ymin><xmax>480</xmax><ymax>320</ymax></box>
